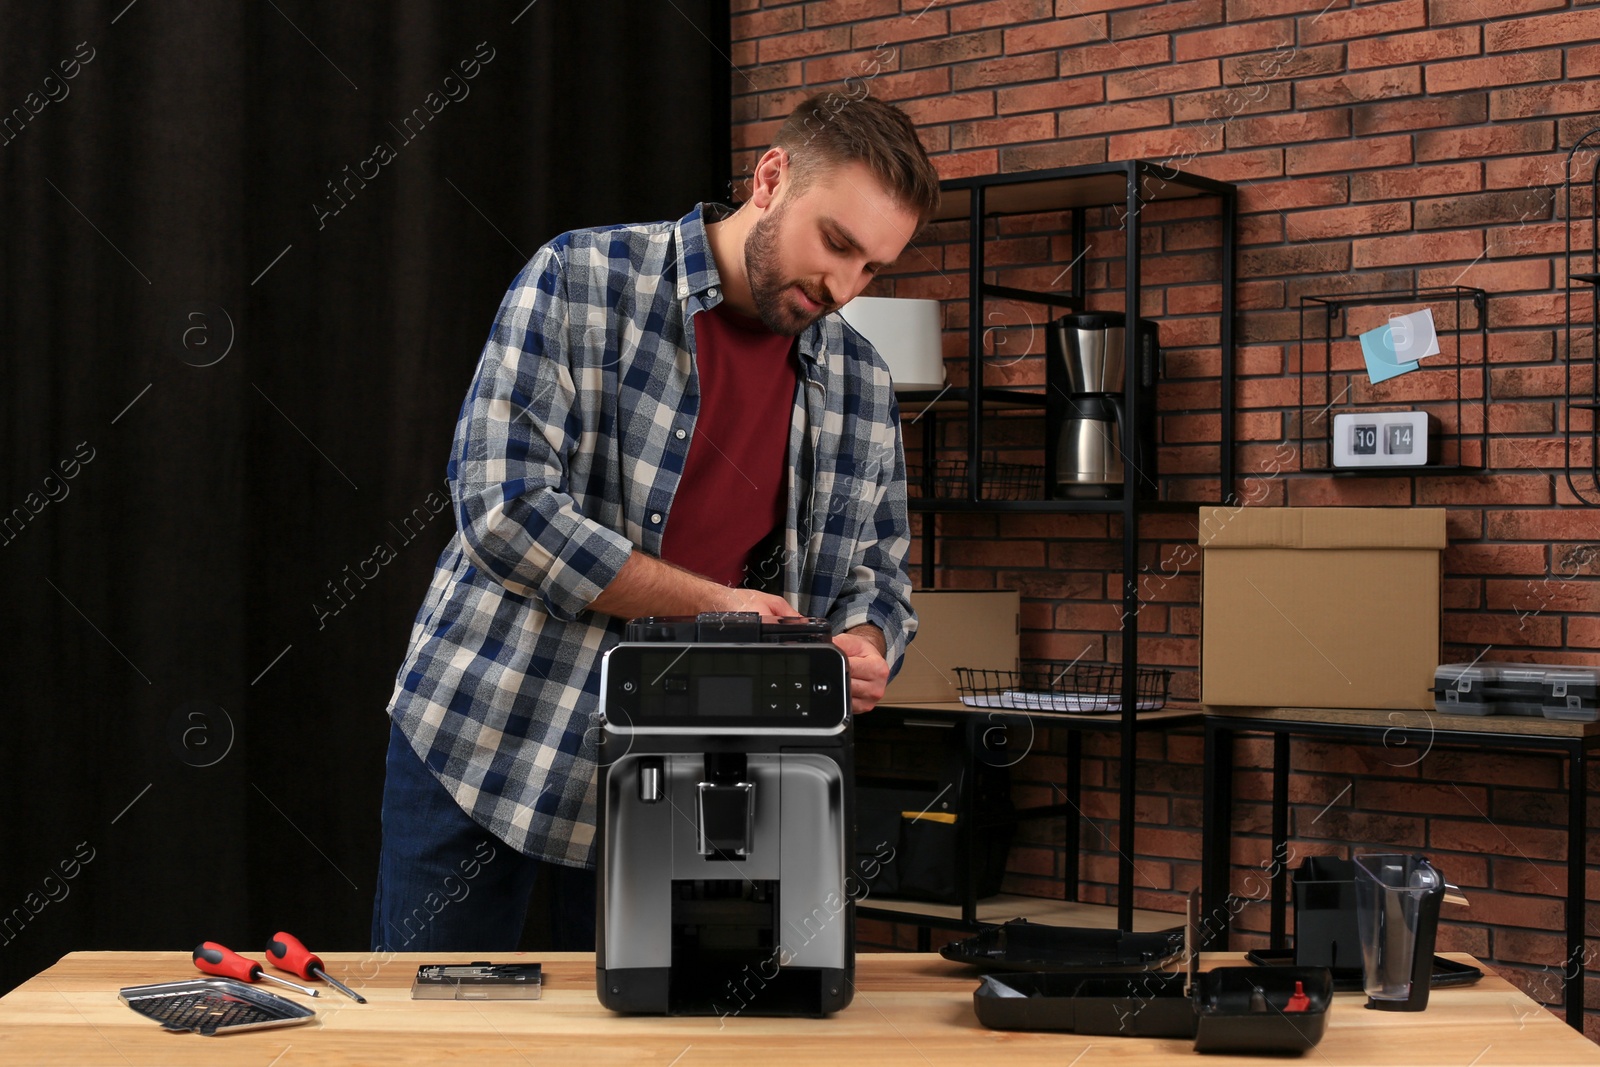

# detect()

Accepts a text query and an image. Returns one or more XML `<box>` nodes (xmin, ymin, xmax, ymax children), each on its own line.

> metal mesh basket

<box><xmin>955</xmin><ymin>659</ymin><xmax>1171</xmax><ymax>714</ymax></box>
<box><xmin>906</xmin><ymin>458</ymin><xmax>1044</xmax><ymax>501</ymax></box>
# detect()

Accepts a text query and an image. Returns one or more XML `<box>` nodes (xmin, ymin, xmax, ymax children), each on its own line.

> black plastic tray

<box><xmin>940</xmin><ymin>919</ymin><xmax>1185</xmax><ymax>974</ymax></box>
<box><xmin>1244</xmin><ymin>948</ymin><xmax>1482</xmax><ymax>991</ymax></box>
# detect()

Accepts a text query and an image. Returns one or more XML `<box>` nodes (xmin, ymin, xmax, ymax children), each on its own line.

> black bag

<box><xmin>854</xmin><ymin>750</ymin><xmax>1015</xmax><ymax>906</ymax></box>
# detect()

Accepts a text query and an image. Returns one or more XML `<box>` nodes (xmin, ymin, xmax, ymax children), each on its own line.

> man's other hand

<box><xmin>832</xmin><ymin>627</ymin><xmax>888</xmax><ymax>714</ymax></box>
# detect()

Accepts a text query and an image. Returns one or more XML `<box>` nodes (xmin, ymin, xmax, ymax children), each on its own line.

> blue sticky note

<box><xmin>1359</xmin><ymin>323</ymin><xmax>1419</xmax><ymax>385</ymax></box>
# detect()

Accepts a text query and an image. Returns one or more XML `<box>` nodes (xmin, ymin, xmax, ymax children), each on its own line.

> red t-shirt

<box><xmin>659</xmin><ymin>300</ymin><xmax>798</xmax><ymax>587</ymax></box>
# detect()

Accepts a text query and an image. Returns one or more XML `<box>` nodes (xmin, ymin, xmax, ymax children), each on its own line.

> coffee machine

<box><xmin>595</xmin><ymin>612</ymin><xmax>854</xmax><ymax>1017</ymax></box>
<box><xmin>1045</xmin><ymin>312</ymin><xmax>1161</xmax><ymax>499</ymax></box>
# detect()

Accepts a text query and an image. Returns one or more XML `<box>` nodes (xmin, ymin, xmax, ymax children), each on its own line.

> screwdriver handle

<box><xmin>267</xmin><ymin>931</ymin><xmax>367</xmax><ymax>1003</ymax></box>
<box><xmin>193</xmin><ymin>942</ymin><xmax>318</xmax><ymax>997</ymax></box>
<box><xmin>265</xmin><ymin>932</ymin><xmax>321</xmax><ymax>979</ymax></box>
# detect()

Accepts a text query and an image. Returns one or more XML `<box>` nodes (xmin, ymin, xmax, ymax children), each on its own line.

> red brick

<box><xmin>1172</xmin><ymin>82</ymin><xmax>1292</xmax><ymax>123</ymax></box>
<box><xmin>932</xmin><ymin>149</ymin><xmax>999</xmax><ymax>181</ymax></box>
<box><xmin>1059</xmin><ymin>97</ymin><xmax>1172</xmax><ymax>138</ymax></box>
<box><xmin>1416</xmin><ymin>188</ymin><xmax>1555</xmax><ymax>229</ymax></box>
<box><xmin>1420</xmin><ymin>258</ymin><xmax>1552</xmax><ymax>293</ymax></box>
<box><xmin>1284</xmin><ymin>201</ymin><xmax>1410</xmax><ymax>241</ymax></box>
<box><xmin>1239</xmin><ymin>175</ymin><xmax>1349</xmax><ymax>212</ymax></box>
<box><xmin>1487</xmin><ymin>576</ymin><xmax>1600</xmax><ymax>613</ymax></box>
<box><xmin>853</xmin><ymin>67</ymin><xmax>951</xmax><ymax>105</ymax></box>
<box><xmin>804</xmin><ymin>0</ymin><xmax>906</xmax><ymax>27</ymax></box>
<box><xmin>951</xmin><ymin>113</ymin><xmax>1056</xmax><ymax>150</ymax></box>
<box><xmin>1183</xmin><ymin>148</ymin><xmax>1285</xmax><ymax>182</ymax></box>
<box><xmin>1349</xmin><ymin>162</ymin><xmax>1482</xmax><ymax>201</ymax></box>
<box><xmin>1227</xmin><ymin>0</ymin><xmax>1345</xmax><ymax>16</ymax></box>
<box><xmin>902</xmin><ymin>29</ymin><xmax>1003</xmax><ymax>69</ymax></box>
<box><xmin>1000</xmin><ymin>139</ymin><xmax>1108</xmax><ymax>172</ymax></box>
<box><xmin>1287</xmin><ymin>133</ymin><xmax>1411</xmax><ymax>174</ymax></box>
<box><xmin>899</xmin><ymin>91</ymin><xmax>995</xmax><ymax>125</ymax></box>
<box><xmin>1175</xmin><ymin>19</ymin><xmax>1294</xmax><ymax>62</ymax></box>
<box><xmin>1430</xmin><ymin>0</ymin><xmax>1563</xmax><ymax>21</ymax></box>
<box><xmin>733</xmin><ymin>6</ymin><xmax>804</xmax><ymax>40</ymax></box>
<box><xmin>1416</xmin><ymin>122</ymin><xmax>1554</xmax><ymax>161</ymax></box>
<box><xmin>1225</xmin><ymin>108</ymin><xmax>1350</xmax><ymax>149</ymax></box>
<box><xmin>1432</xmin><ymin>819</ymin><xmax>1570</xmax><ymax>862</ymax></box>
<box><xmin>1241</xmin><ymin>241</ymin><xmax>1352</xmax><ymax>276</ymax></box>
<box><xmin>1107</xmin><ymin>60</ymin><xmax>1221</xmax><ymax>101</ymax></box>
<box><xmin>1571</xmin><ymin>43</ymin><xmax>1600</xmax><ymax>80</ymax></box>
<box><xmin>1108</xmin><ymin>126</ymin><xmax>1221</xmax><ymax>164</ymax></box>
<box><xmin>1568</xmin><ymin>618</ymin><xmax>1600</xmax><ymax>649</ymax></box>
<box><xmin>757</xmin><ymin>25</ymin><xmax>852</xmax><ymax>64</ymax></box>
<box><xmin>1061</xmin><ymin>34</ymin><xmax>1170</xmax><ymax>76</ymax></box>
<box><xmin>1353</xmin><ymin>230</ymin><xmax>1484</xmax><ymax>269</ymax></box>
<box><xmin>1349</xmin><ymin>25</ymin><xmax>1481</xmax><ymax>68</ymax></box>
<box><xmin>1484</xmin><ymin>152</ymin><xmax>1569</xmax><ymax>191</ymax></box>
<box><xmin>952</xmin><ymin>52</ymin><xmax>1057</xmax><ymax>91</ymax></box>
<box><xmin>1286</xmin><ymin>475</ymin><xmax>1412</xmax><ymax>506</ymax></box>
<box><xmin>996</xmin><ymin>77</ymin><xmax>1103</xmax><ymax>114</ymax></box>
<box><xmin>1222</xmin><ymin>43</ymin><xmax>1345</xmax><ymax>85</ymax></box>
<box><xmin>1492</xmin><ymin>82</ymin><xmax>1600</xmax><ymax>121</ymax></box>
<box><xmin>1358</xmin><ymin>780</ymin><xmax>1485</xmax><ymax>815</ymax></box>
<box><xmin>1425</xmin><ymin>49</ymin><xmax>1562</xmax><ymax>95</ymax></box>
<box><xmin>1352</xmin><ymin>93</ymin><xmax>1486</xmax><ymax>136</ymax></box>
<box><xmin>1293</xmin><ymin>65</ymin><xmax>1422</xmax><ymax>108</ymax></box>
<box><xmin>1110</xmin><ymin>0</ymin><xmax>1223</xmax><ymax>38</ymax></box>
<box><xmin>947</xmin><ymin>0</ymin><xmax>1053</xmax><ymax>33</ymax></box>
<box><xmin>1298</xmin><ymin>0</ymin><xmax>1425</xmax><ymax>44</ymax></box>
<box><xmin>1444</xmin><ymin>543</ymin><xmax>1549</xmax><ymax>576</ymax></box>
<box><xmin>1487</xmin><ymin>10</ymin><xmax>1600</xmax><ymax>52</ymax></box>
<box><xmin>1003</xmin><ymin>13</ymin><xmax>1107</xmax><ymax>55</ymax></box>
<box><xmin>849</xmin><ymin>11</ymin><xmax>950</xmax><ymax>48</ymax></box>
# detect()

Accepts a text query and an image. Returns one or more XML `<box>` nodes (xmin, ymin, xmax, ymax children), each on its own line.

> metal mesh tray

<box><xmin>118</xmin><ymin>978</ymin><xmax>317</xmax><ymax>1035</ymax></box>
<box><xmin>956</xmin><ymin>660</ymin><xmax>1171</xmax><ymax>713</ymax></box>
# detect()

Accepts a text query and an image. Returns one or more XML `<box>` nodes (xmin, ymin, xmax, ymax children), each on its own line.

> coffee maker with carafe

<box><xmin>1045</xmin><ymin>312</ymin><xmax>1161</xmax><ymax>499</ymax></box>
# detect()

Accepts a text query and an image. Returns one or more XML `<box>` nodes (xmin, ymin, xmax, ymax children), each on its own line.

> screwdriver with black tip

<box><xmin>193</xmin><ymin>942</ymin><xmax>320</xmax><ymax>996</ymax></box>
<box><xmin>266</xmin><ymin>931</ymin><xmax>367</xmax><ymax>1004</ymax></box>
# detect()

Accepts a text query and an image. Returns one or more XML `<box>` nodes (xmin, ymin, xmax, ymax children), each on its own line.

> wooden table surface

<box><xmin>3</xmin><ymin>951</ymin><xmax>1597</xmax><ymax>1066</ymax></box>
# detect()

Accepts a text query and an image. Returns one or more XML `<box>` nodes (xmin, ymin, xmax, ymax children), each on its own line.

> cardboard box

<box><xmin>885</xmin><ymin>590</ymin><xmax>1019</xmax><ymax>704</ymax></box>
<box><xmin>1199</xmin><ymin>507</ymin><xmax>1446</xmax><ymax>710</ymax></box>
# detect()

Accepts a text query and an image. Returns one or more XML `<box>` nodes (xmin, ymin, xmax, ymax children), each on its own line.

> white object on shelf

<box><xmin>838</xmin><ymin>295</ymin><xmax>946</xmax><ymax>391</ymax></box>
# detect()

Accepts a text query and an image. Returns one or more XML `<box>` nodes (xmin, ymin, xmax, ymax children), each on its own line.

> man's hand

<box><xmin>833</xmin><ymin>625</ymin><xmax>889</xmax><ymax>714</ymax></box>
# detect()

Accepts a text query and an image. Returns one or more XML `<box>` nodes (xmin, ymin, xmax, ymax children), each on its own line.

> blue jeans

<box><xmin>371</xmin><ymin>721</ymin><xmax>596</xmax><ymax>952</ymax></box>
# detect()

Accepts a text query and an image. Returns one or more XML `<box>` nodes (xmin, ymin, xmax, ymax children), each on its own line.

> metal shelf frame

<box><xmin>896</xmin><ymin>160</ymin><xmax>1237</xmax><ymax>932</ymax></box>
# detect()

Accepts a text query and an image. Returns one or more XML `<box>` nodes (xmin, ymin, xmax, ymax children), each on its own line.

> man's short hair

<box><xmin>770</xmin><ymin>92</ymin><xmax>942</xmax><ymax>229</ymax></box>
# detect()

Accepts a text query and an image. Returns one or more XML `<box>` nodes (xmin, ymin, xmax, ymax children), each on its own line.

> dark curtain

<box><xmin>0</xmin><ymin>0</ymin><xmax>730</xmax><ymax>995</ymax></box>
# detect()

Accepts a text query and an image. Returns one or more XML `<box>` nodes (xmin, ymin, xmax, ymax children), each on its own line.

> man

<box><xmin>372</xmin><ymin>92</ymin><xmax>941</xmax><ymax>952</ymax></box>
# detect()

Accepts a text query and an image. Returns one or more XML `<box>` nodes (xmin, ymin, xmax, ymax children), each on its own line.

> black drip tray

<box><xmin>1244</xmin><ymin>948</ymin><xmax>1482</xmax><ymax>991</ymax></box>
<box><xmin>940</xmin><ymin>919</ymin><xmax>1186</xmax><ymax>974</ymax></box>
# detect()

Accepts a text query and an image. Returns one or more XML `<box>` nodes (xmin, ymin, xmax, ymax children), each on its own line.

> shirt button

<box><xmin>674</xmin><ymin>428</ymin><xmax>687</xmax><ymax>440</ymax></box>
<box><xmin>707</xmin><ymin>287</ymin><xmax>718</xmax><ymax>300</ymax></box>
<box><xmin>650</xmin><ymin>513</ymin><xmax>662</xmax><ymax>524</ymax></box>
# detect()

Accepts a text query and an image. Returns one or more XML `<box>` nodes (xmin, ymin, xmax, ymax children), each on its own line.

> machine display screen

<box><xmin>695</xmin><ymin>676</ymin><xmax>754</xmax><ymax>716</ymax></box>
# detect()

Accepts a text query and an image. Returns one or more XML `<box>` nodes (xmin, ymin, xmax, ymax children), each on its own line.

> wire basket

<box><xmin>954</xmin><ymin>660</ymin><xmax>1171</xmax><ymax>714</ymax></box>
<box><xmin>906</xmin><ymin>458</ymin><xmax>1044</xmax><ymax>501</ymax></box>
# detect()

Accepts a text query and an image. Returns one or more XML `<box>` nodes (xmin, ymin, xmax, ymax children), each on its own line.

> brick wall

<box><xmin>732</xmin><ymin>0</ymin><xmax>1600</xmax><ymax>1038</ymax></box>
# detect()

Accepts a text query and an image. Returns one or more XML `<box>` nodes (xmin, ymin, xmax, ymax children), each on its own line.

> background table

<box><xmin>2</xmin><ymin>951</ymin><xmax>1597</xmax><ymax>1065</ymax></box>
<box><xmin>1200</xmin><ymin>705</ymin><xmax>1600</xmax><ymax>1030</ymax></box>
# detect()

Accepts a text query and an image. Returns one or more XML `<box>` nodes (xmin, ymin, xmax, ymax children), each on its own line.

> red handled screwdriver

<box><xmin>266</xmin><ymin>931</ymin><xmax>367</xmax><ymax>1004</ymax></box>
<box><xmin>193</xmin><ymin>942</ymin><xmax>320</xmax><ymax>996</ymax></box>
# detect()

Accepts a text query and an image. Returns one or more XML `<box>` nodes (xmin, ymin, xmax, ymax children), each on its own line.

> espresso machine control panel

<box><xmin>601</xmin><ymin>644</ymin><xmax>849</xmax><ymax>731</ymax></box>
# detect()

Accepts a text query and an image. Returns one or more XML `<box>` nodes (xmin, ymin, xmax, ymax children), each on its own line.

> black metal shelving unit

<box><xmin>1565</xmin><ymin>124</ymin><xmax>1600</xmax><ymax>503</ymax></box>
<box><xmin>866</xmin><ymin>160</ymin><xmax>1238</xmax><ymax>935</ymax></box>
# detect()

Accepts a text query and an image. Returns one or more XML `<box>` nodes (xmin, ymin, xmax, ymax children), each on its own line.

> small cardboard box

<box><xmin>1199</xmin><ymin>507</ymin><xmax>1446</xmax><ymax>710</ymax></box>
<box><xmin>886</xmin><ymin>590</ymin><xmax>1019</xmax><ymax>704</ymax></box>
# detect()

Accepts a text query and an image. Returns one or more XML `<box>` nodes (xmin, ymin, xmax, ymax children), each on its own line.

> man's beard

<box><xmin>744</xmin><ymin>200</ymin><xmax>831</xmax><ymax>337</ymax></box>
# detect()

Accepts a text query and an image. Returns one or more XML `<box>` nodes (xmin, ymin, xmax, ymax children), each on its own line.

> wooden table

<box><xmin>3</xmin><ymin>951</ymin><xmax>1597</xmax><ymax>1065</ymax></box>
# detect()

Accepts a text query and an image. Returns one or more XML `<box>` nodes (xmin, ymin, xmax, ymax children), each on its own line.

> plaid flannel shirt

<box><xmin>385</xmin><ymin>201</ymin><xmax>917</xmax><ymax>867</ymax></box>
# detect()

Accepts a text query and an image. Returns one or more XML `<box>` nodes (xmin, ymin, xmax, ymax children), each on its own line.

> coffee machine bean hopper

<box><xmin>595</xmin><ymin>612</ymin><xmax>855</xmax><ymax>1017</ymax></box>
